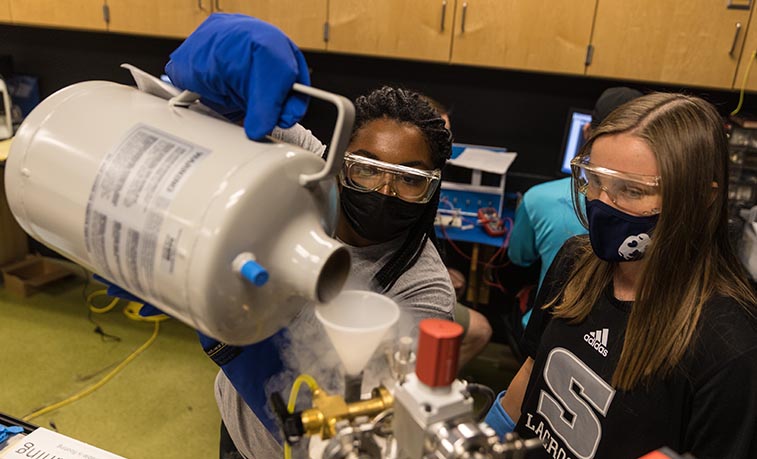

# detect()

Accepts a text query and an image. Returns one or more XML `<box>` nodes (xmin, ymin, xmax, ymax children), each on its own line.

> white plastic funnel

<box><xmin>315</xmin><ymin>290</ymin><xmax>400</xmax><ymax>375</ymax></box>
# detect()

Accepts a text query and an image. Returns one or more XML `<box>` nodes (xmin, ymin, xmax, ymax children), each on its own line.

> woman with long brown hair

<box><xmin>485</xmin><ymin>93</ymin><xmax>757</xmax><ymax>459</ymax></box>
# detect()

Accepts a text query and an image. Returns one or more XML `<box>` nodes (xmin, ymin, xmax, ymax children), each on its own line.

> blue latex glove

<box><xmin>484</xmin><ymin>390</ymin><xmax>517</xmax><ymax>438</ymax></box>
<box><xmin>93</xmin><ymin>274</ymin><xmax>289</xmax><ymax>441</ymax></box>
<box><xmin>165</xmin><ymin>13</ymin><xmax>311</xmax><ymax>140</ymax></box>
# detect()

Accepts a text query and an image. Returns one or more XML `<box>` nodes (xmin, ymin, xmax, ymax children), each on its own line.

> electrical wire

<box><xmin>440</xmin><ymin>219</ymin><xmax>512</xmax><ymax>294</ymax></box>
<box><xmin>284</xmin><ymin>374</ymin><xmax>320</xmax><ymax>459</ymax></box>
<box><xmin>79</xmin><ymin>267</ymin><xmax>121</xmax><ymax>342</ymax></box>
<box><xmin>22</xmin><ymin>320</ymin><xmax>160</xmax><ymax>422</ymax></box>
<box><xmin>22</xmin><ymin>286</ymin><xmax>168</xmax><ymax>422</ymax></box>
<box><xmin>439</xmin><ymin>223</ymin><xmax>492</xmax><ymax>266</ymax></box>
<box><xmin>438</xmin><ymin>196</ymin><xmax>456</xmax><ymax>210</ymax></box>
<box><xmin>439</xmin><ymin>218</ymin><xmax>512</xmax><ymax>269</ymax></box>
<box><xmin>483</xmin><ymin>269</ymin><xmax>507</xmax><ymax>294</ymax></box>
<box><xmin>481</xmin><ymin>216</ymin><xmax>513</xmax><ymax>293</ymax></box>
<box><xmin>86</xmin><ymin>287</ymin><xmax>169</xmax><ymax>323</ymax></box>
<box><xmin>731</xmin><ymin>49</ymin><xmax>756</xmax><ymax>117</ymax></box>
<box><xmin>86</xmin><ymin>289</ymin><xmax>119</xmax><ymax>313</ymax></box>
<box><xmin>122</xmin><ymin>301</ymin><xmax>170</xmax><ymax>322</ymax></box>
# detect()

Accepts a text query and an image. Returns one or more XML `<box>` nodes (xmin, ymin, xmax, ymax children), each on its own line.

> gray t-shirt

<box><xmin>216</xmin><ymin>125</ymin><xmax>455</xmax><ymax>458</ymax></box>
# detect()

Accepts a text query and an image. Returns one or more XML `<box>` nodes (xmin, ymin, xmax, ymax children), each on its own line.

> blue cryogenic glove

<box><xmin>94</xmin><ymin>274</ymin><xmax>289</xmax><ymax>440</ymax></box>
<box><xmin>165</xmin><ymin>13</ymin><xmax>311</xmax><ymax>140</ymax></box>
<box><xmin>197</xmin><ymin>330</ymin><xmax>290</xmax><ymax>441</ymax></box>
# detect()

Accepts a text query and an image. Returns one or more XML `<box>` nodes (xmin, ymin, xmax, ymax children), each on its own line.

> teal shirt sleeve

<box><xmin>507</xmin><ymin>198</ymin><xmax>538</xmax><ymax>267</ymax></box>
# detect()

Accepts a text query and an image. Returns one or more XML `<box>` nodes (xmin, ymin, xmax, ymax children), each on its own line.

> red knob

<box><xmin>415</xmin><ymin>319</ymin><xmax>464</xmax><ymax>387</ymax></box>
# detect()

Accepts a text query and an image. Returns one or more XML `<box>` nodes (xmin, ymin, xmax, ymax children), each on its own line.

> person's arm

<box><xmin>485</xmin><ymin>357</ymin><xmax>533</xmax><ymax>436</ymax></box>
<box><xmin>485</xmin><ymin>237</ymin><xmax>582</xmax><ymax>438</ymax></box>
<box><xmin>685</xmin><ymin>347</ymin><xmax>757</xmax><ymax>459</ymax></box>
<box><xmin>507</xmin><ymin>196</ymin><xmax>539</xmax><ymax>267</ymax></box>
<box><xmin>271</xmin><ymin>124</ymin><xmax>327</xmax><ymax>157</ymax></box>
<box><xmin>196</xmin><ymin>331</ymin><xmax>289</xmax><ymax>441</ymax></box>
<box><xmin>501</xmin><ymin>357</ymin><xmax>534</xmax><ymax>420</ymax></box>
<box><xmin>387</xmin><ymin>242</ymin><xmax>456</xmax><ymax>324</ymax></box>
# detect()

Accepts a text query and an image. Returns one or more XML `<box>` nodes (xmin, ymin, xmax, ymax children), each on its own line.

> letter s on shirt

<box><xmin>537</xmin><ymin>348</ymin><xmax>616</xmax><ymax>459</ymax></box>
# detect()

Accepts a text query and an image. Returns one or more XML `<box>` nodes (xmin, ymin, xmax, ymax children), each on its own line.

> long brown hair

<box><xmin>550</xmin><ymin>93</ymin><xmax>757</xmax><ymax>390</ymax></box>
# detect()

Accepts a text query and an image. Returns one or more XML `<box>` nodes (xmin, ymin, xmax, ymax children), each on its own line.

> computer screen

<box><xmin>559</xmin><ymin>108</ymin><xmax>592</xmax><ymax>175</ymax></box>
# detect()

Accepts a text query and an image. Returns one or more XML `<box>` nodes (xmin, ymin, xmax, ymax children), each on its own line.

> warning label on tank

<box><xmin>83</xmin><ymin>124</ymin><xmax>209</xmax><ymax>300</ymax></box>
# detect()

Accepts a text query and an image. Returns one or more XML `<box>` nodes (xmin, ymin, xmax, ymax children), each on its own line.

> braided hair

<box><xmin>350</xmin><ymin>86</ymin><xmax>452</xmax><ymax>292</ymax></box>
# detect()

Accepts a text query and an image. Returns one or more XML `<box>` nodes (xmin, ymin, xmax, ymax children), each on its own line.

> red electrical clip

<box><xmin>478</xmin><ymin>207</ymin><xmax>506</xmax><ymax>237</ymax></box>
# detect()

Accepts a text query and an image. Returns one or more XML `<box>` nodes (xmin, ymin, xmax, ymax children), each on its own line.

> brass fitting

<box><xmin>300</xmin><ymin>386</ymin><xmax>393</xmax><ymax>439</ymax></box>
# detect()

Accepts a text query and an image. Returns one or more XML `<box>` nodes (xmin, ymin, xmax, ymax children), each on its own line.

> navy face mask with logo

<box><xmin>340</xmin><ymin>188</ymin><xmax>424</xmax><ymax>243</ymax></box>
<box><xmin>585</xmin><ymin>198</ymin><xmax>659</xmax><ymax>262</ymax></box>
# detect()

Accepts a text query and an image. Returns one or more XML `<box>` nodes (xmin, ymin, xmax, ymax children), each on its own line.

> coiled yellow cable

<box><xmin>23</xmin><ymin>320</ymin><xmax>160</xmax><ymax>421</ymax></box>
<box><xmin>22</xmin><ymin>291</ymin><xmax>168</xmax><ymax>421</ymax></box>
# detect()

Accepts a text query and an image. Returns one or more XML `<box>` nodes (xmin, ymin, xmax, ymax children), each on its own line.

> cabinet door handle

<box><xmin>214</xmin><ymin>0</ymin><xmax>222</xmax><ymax>11</ymax></box>
<box><xmin>727</xmin><ymin>0</ymin><xmax>752</xmax><ymax>10</ymax></box>
<box><xmin>441</xmin><ymin>0</ymin><xmax>447</xmax><ymax>32</ymax></box>
<box><xmin>730</xmin><ymin>22</ymin><xmax>742</xmax><ymax>56</ymax></box>
<box><xmin>461</xmin><ymin>2</ymin><xmax>468</xmax><ymax>34</ymax></box>
<box><xmin>198</xmin><ymin>0</ymin><xmax>206</xmax><ymax>11</ymax></box>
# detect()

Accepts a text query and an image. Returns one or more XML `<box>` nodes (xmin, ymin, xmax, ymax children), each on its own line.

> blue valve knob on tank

<box><xmin>233</xmin><ymin>252</ymin><xmax>269</xmax><ymax>287</ymax></box>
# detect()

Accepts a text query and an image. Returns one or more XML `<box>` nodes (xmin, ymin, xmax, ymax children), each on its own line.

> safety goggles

<box><xmin>571</xmin><ymin>156</ymin><xmax>662</xmax><ymax>216</ymax></box>
<box><xmin>339</xmin><ymin>153</ymin><xmax>441</xmax><ymax>203</ymax></box>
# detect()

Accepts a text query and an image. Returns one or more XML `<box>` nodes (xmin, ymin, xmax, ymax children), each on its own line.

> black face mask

<box><xmin>340</xmin><ymin>188</ymin><xmax>424</xmax><ymax>243</ymax></box>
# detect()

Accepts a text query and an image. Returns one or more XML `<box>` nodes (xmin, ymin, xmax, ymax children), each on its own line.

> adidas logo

<box><xmin>583</xmin><ymin>328</ymin><xmax>609</xmax><ymax>357</ymax></box>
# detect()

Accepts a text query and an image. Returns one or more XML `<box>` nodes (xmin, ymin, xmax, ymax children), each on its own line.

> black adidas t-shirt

<box><xmin>516</xmin><ymin>237</ymin><xmax>757</xmax><ymax>459</ymax></box>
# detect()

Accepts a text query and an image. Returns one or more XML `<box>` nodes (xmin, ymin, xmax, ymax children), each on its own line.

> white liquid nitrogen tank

<box><xmin>4</xmin><ymin>77</ymin><xmax>354</xmax><ymax>345</ymax></box>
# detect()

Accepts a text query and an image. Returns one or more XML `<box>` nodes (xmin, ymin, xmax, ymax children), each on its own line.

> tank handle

<box><xmin>291</xmin><ymin>83</ymin><xmax>355</xmax><ymax>189</ymax></box>
<box><xmin>168</xmin><ymin>83</ymin><xmax>354</xmax><ymax>189</ymax></box>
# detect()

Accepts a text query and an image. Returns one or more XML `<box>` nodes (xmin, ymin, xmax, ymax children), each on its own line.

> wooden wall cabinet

<box><xmin>5</xmin><ymin>1</ymin><xmax>757</xmax><ymax>93</ymax></box>
<box><xmin>587</xmin><ymin>0</ymin><xmax>752</xmax><ymax>89</ymax></box>
<box><xmin>450</xmin><ymin>0</ymin><xmax>596</xmax><ymax>76</ymax></box>
<box><xmin>327</xmin><ymin>0</ymin><xmax>454</xmax><ymax>62</ymax></box>
<box><xmin>107</xmin><ymin>1</ymin><xmax>210</xmax><ymax>38</ymax></box>
<box><xmin>108</xmin><ymin>1</ymin><xmax>328</xmax><ymax>49</ymax></box>
<box><xmin>212</xmin><ymin>0</ymin><xmax>327</xmax><ymax>50</ymax></box>
<box><xmin>9</xmin><ymin>0</ymin><xmax>105</xmax><ymax>31</ymax></box>
<box><xmin>0</xmin><ymin>0</ymin><xmax>10</xmax><ymax>22</ymax></box>
<box><xmin>734</xmin><ymin>9</ymin><xmax>757</xmax><ymax>92</ymax></box>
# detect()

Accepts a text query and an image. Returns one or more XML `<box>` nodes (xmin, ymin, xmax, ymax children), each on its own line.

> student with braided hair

<box><xmin>100</xmin><ymin>14</ymin><xmax>458</xmax><ymax>458</ymax></box>
<box><xmin>208</xmin><ymin>85</ymin><xmax>457</xmax><ymax>459</ymax></box>
<box><xmin>333</xmin><ymin>85</ymin><xmax>454</xmax><ymax>299</ymax></box>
